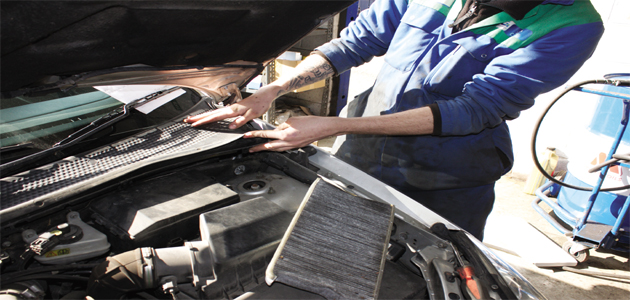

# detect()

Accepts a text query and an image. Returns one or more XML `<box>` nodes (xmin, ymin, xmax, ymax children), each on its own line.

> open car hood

<box><xmin>1</xmin><ymin>0</ymin><xmax>353</xmax><ymax>94</ymax></box>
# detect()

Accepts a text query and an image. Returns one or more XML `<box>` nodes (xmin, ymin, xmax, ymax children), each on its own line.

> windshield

<box><xmin>1</xmin><ymin>87</ymin><xmax>121</xmax><ymax>150</ymax></box>
<box><xmin>0</xmin><ymin>86</ymin><xmax>201</xmax><ymax>163</ymax></box>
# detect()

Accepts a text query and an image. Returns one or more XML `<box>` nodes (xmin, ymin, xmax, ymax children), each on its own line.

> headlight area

<box><xmin>468</xmin><ymin>233</ymin><xmax>548</xmax><ymax>300</ymax></box>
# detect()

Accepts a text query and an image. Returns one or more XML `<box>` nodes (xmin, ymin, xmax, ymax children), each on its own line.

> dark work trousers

<box><xmin>392</xmin><ymin>182</ymin><xmax>496</xmax><ymax>241</ymax></box>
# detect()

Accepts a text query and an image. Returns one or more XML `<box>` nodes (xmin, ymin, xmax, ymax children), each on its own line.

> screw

<box><xmin>445</xmin><ymin>272</ymin><xmax>456</xmax><ymax>282</ymax></box>
<box><xmin>234</xmin><ymin>165</ymin><xmax>246</xmax><ymax>176</ymax></box>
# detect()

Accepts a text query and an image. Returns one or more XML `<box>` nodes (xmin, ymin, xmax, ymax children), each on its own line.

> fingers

<box><xmin>183</xmin><ymin>107</ymin><xmax>235</xmax><ymax>125</ymax></box>
<box><xmin>183</xmin><ymin>108</ymin><xmax>220</xmax><ymax>123</ymax></box>
<box><xmin>184</xmin><ymin>106</ymin><xmax>251</xmax><ymax>129</ymax></box>
<box><xmin>244</xmin><ymin>127</ymin><xmax>313</xmax><ymax>153</ymax></box>
<box><xmin>230</xmin><ymin>108</ymin><xmax>260</xmax><ymax>129</ymax></box>
<box><xmin>248</xmin><ymin>140</ymin><xmax>301</xmax><ymax>153</ymax></box>
<box><xmin>243</xmin><ymin>128</ymin><xmax>284</xmax><ymax>140</ymax></box>
<box><xmin>183</xmin><ymin>88</ymin><xmax>276</xmax><ymax>129</ymax></box>
<box><xmin>243</xmin><ymin>116</ymin><xmax>330</xmax><ymax>152</ymax></box>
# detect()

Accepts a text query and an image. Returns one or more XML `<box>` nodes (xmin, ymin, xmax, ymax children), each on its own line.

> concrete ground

<box><xmin>489</xmin><ymin>175</ymin><xmax>630</xmax><ymax>300</ymax></box>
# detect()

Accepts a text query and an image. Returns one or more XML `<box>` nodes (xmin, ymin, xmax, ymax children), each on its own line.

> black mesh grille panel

<box><xmin>1</xmin><ymin>121</ymin><xmax>242</xmax><ymax>212</ymax></box>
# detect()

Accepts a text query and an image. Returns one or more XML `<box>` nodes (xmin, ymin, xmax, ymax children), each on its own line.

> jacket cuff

<box><xmin>429</xmin><ymin>103</ymin><xmax>442</xmax><ymax>136</ymax></box>
<box><xmin>310</xmin><ymin>50</ymin><xmax>339</xmax><ymax>76</ymax></box>
<box><xmin>315</xmin><ymin>40</ymin><xmax>360</xmax><ymax>75</ymax></box>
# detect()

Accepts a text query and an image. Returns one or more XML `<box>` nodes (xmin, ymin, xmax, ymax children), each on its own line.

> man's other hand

<box><xmin>244</xmin><ymin>116</ymin><xmax>338</xmax><ymax>152</ymax></box>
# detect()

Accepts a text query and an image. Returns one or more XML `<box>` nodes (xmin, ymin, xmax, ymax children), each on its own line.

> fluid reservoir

<box><xmin>22</xmin><ymin>211</ymin><xmax>110</xmax><ymax>264</ymax></box>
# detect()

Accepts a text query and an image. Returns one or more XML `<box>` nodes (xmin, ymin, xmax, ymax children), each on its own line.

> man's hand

<box><xmin>183</xmin><ymin>54</ymin><xmax>335</xmax><ymax>129</ymax></box>
<box><xmin>181</xmin><ymin>52</ymin><xmax>436</xmax><ymax>153</ymax></box>
<box><xmin>244</xmin><ymin>106</ymin><xmax>435</xmax><ymax>152</ymax></box>
<box><xmin>244</xmin><ymin>116</ymin><xmax>338</xmax><ymax>152</ymax></box>
<box><xmin>184</xmin><ymin>84</ymin><xmax>280</xmax><ymax>129</ymax></box>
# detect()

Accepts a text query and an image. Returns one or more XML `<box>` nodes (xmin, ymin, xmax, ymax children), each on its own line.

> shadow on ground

<box><xmin>489</xmin><ymin>176</ymin><xmax>630</xmax><ymax>300</ymax></box>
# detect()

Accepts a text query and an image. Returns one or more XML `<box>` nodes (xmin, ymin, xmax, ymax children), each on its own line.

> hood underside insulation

<box><xmin>1</xmin><ymin>1</ymin><xmax>354</xmax><ymax>92</ymax></box>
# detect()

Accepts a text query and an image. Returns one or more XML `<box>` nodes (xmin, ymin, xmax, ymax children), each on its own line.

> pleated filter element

<box><xmin>266</xmin><ymin>177</ymin><xmax>395</xmax><ymax>300</ymax></box>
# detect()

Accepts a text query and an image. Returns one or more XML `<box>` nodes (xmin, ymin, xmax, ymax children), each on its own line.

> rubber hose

<box><xmin>531</xmin><ymin>78</ymin><xmax>630</xmax><ymax>192</ymax></box>
<box><xmin>2</xmin><ymin>274</ymin><xmax>88</xmax><ymax>285</ymax></box>
<box><xmin>86</xmin><ymin>248</ymin><xmax>153</xmax><ymax>299</ymax></box>
<box><xmin>0</xmin><ymin>263</ymin><xmax>100</xmax><ymax>283</ymax></box>
<box><xmin>0</xmin><ymin>281</ymin><xmax>46</xmax><ymax>300</ymax></box>
<box><xmin>86</xmin><ymin>242</ymin><xmax>213</xmax><ymax>299</ymax></box>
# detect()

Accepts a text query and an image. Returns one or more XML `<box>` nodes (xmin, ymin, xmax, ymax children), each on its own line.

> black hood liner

<box><xmin>1</xmin><ymin>0</ymin><xmax>354</xmax><ymax>92</ymax></box>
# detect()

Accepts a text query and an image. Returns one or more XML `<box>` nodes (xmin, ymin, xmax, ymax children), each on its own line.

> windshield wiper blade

<box><xmin>54</xmin><ymin>86</ymin><xmax>181</xmax><ymax>147</ymax></box>
<box><xmin>0</xmin><ymin>143</ymin><xmax>35</xmax><ymax>154</ymax></box>
<box><xmin>0</xmin><ymin>87</ymin><xmax>182</xmax><ymax>177</ymax></box>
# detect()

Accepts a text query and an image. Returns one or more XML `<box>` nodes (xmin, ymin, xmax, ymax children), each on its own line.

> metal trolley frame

<box><xmin>531</xmin><ymin>74</ymin><xmax>630</xmax><ymax>262</ymax></box>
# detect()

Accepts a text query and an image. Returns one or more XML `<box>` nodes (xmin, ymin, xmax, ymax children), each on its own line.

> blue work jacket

<box><xmin>318</xmin><ymin>0</ymin><xmax>604</xmax><ymax>190</ymax></box>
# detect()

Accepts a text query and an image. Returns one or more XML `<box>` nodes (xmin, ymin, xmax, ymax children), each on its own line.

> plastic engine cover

<box><xmin>90</xmin><ymin>170</ymin><xmax>239</xmax><ymax>250</ymax></box>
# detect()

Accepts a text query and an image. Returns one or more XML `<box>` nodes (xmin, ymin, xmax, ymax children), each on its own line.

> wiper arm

<box><xmin>0</xmin><ymin>87</ymin><xmax>182</xmax><ymax>177</ymax></box>
<box><xmin>53</xmin><ymin>86</ymin><xmax>181</xmax><ymax>147</ymax></box>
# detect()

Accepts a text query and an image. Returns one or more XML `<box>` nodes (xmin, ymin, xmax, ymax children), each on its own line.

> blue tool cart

<box><xmin>531</xmin><ymin>74</ymin><xmax>630</xmax><ymax>263</ymax></box>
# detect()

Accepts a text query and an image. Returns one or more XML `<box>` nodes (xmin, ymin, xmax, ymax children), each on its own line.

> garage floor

<box><xmin>489</xmin><ymin>176</ymin><xmax>630</xmax><ymax>300</ymax></box>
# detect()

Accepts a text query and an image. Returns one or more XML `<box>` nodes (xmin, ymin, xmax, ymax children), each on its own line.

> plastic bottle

<box><xmin>524</xmin><ymin>147</ymin><xmax>559</xmax><ymax>195</ymax></box>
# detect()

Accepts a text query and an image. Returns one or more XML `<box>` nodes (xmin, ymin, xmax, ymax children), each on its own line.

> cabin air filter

<box><xmin>266</xmin><ymin>177</ymin><xmax>395</xmax><ymax>300</ymax></box>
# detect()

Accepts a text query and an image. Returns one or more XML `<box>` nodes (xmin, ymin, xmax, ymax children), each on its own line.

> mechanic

<box><xmin>185</xmin><ymin>0</ymin><xmax>604</xmax><ymax>239</ymax></box>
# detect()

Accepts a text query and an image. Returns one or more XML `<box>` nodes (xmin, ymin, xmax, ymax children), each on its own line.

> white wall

<box><xmin>347</xmin><ymin>0</ymin><xmax>630</xmax><ymax>179</ymax></box>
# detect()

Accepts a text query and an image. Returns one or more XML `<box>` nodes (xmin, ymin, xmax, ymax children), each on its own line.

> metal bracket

<box><xmin>141</xmin><ymin>247</ymin><xmax>155</xmax><ymax>288</ymax></box>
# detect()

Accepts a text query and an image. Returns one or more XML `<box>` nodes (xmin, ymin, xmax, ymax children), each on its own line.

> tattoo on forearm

<box><xmin>286</xmin><ymin>62</ymin><xmax>334</xmax><ymax>92</ymax></box>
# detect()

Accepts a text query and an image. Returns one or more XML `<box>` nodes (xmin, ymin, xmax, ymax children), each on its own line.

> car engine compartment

<box><xmin>0</xmin><ymin>147</ymin><xmax>432</xmax><ymax>299</ymax></box>
<box><xmin>0</xmin><ymin>108</ymin><xmax>517</xmax><ymax>300</ymax></box>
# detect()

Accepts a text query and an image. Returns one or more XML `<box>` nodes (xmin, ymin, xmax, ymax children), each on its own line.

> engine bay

<box><xmin>0</xmin><ymin>145</ymin><xmax>516</xmax><ymax>300</ymax></box>
<box><xmin>0</xmin><ymin>148</ymin><xmax>424</xmax><ymax>299</ymax></box>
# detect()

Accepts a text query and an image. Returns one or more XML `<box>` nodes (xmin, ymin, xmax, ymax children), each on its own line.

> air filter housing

<box><xmin>266</xmin><ymin>178</ymin><xmax>394</xmax><ymax>300</ymax></box>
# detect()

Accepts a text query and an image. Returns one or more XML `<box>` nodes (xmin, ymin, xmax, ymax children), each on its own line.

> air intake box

<box><xmin>90</xmin><ymin>170</ymin><xmax>239</xmax><ymax>251</ymax></box>
<box><xmin>197</xmin><ymin>196</ymin><xmax>295</xmax><ymax>299</ymax></box>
